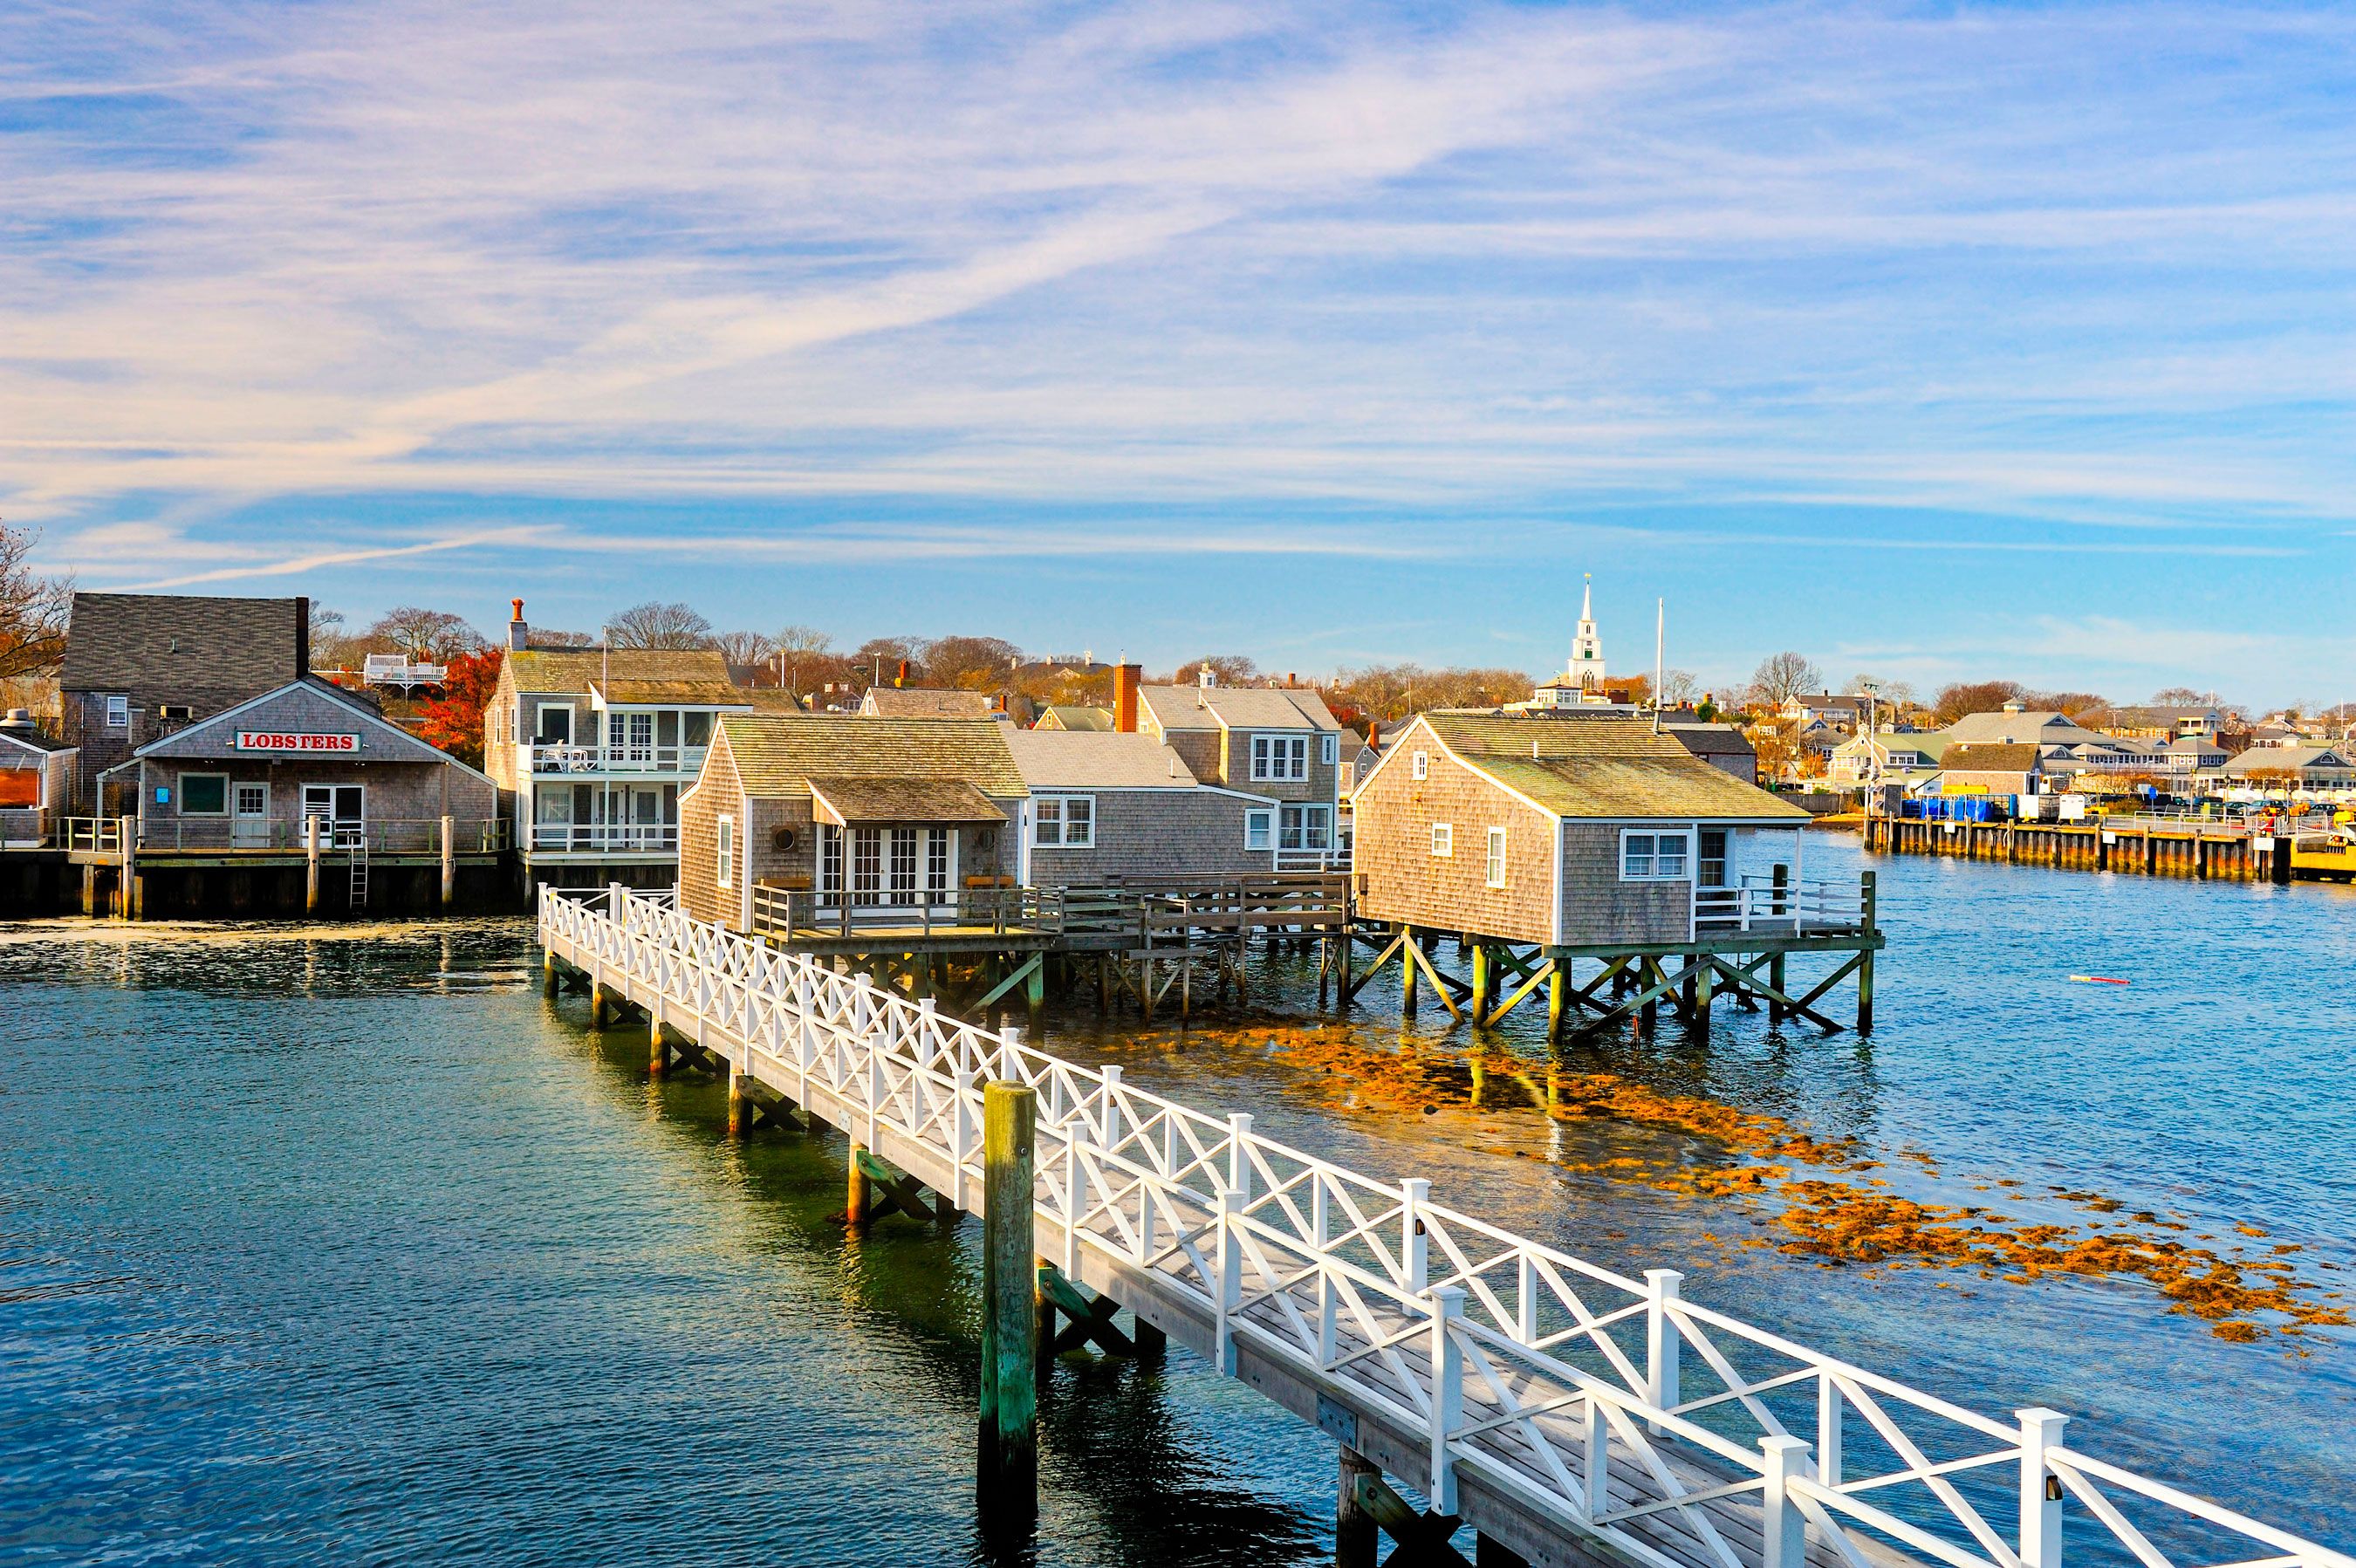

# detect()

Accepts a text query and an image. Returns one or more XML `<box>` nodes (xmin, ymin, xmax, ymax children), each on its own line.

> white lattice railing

<box><xmin>538</xmin><ymin>886</ymin><xmax>2349</xmax><ymax>1568</ymax></box>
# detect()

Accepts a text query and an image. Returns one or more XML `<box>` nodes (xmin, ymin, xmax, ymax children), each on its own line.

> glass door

<box><xmin>232</xmin><ymin>782</ymin><xmax>271</xmax><ymax>847</ymax></box>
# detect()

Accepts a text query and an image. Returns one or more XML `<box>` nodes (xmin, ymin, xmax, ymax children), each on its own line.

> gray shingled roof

<box><xmin>1004</xmin><ymin>729</ymin><xmax>1202</xmax><ymax>789</ymax></box>
<box><xmin>508</xmin><ymin>647</ymin><xmax>733</xmax><ymax>695</ymax></box>
<box><xmin>863</xmin><ymin>688</ymin><xmax>996</xmax><ymax>719</ymax></box>
<box><xmin>1139</xmin><ymin>685</ymin><xmax>1339</xmax><ymax>732</ymax></box>
<box><xmin>716</xmin><ymin>714</ymin><xmax>1027</xmax><ymax>799</ymax></box>
<box><xmin>60</xmin><ymin>592</ymin><xmax>305</xmax><ymax>692</ymax></box>
<box><xmin>1422</xmin><ymin>711</ymin><xmax>1809</xmax><ymax>821</ymax></box>
<box><xmin>807</xmin><ymin>777</ymin><xmax>1008</xmax><ymax>824</ymax></box>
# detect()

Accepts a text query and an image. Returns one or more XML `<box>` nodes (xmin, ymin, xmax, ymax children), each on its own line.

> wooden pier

<box><xmin>538</xmin><ymin>886</ymin><xmax>2345</xmax><ymax>1568</ymax></box>
<box><xmin>1866</xmin><ymin>817</ymin><xmax>2291</xmax><ymax>884</ymax></box>
<box><xmin>55</xmin><ymin>814</ymin><xmax>511</xmax><ymax>917</ymax></box>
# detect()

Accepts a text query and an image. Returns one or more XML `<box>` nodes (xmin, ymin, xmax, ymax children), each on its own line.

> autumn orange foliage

<box><xmin>418</xmin><ymin>647</ymin><xmax>502</xmax><ymax>770</ymax></box>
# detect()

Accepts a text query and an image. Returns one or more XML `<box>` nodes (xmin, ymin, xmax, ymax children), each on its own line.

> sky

<box><xmin>3</xmin><ymin>1</ymin><xmax>2353</xmax><ymax>707</ymax></box>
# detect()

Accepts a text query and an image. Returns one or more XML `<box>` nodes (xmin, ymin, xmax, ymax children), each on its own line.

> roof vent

<box><xmin>0</xmin><ymin>708</ymin><xmax>29</xmax><ymax>728</ymax></box>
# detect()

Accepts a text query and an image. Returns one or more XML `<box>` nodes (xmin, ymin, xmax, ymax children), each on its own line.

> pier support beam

<box><xmin>440</xmin><ymin>815</ymin><xmax>456</xmax><ymax>907</ymax></box>
<box><xmin>978</xmin><ymin>1083</ymin><xmax>1039</xmax><ymax>1531</ymax></box>
<box><xmin>1338</xmin><ymin>1446</ymin><xmax>1380</xmax><ymax>1568</ymax></box>
<box><xmin>846</xmin><ymin>1140</ymin><xmax>872</xmax><ymax>1224</ymax></box>
<box><xmin>543</xmin><ymin>953</ymin><xmax>560</xmax><ymax>998</ymax></box>
<box><xmin>305</xmin><ymin>813</ymin><xmax>322</xmax><ymax>914</ymax></box>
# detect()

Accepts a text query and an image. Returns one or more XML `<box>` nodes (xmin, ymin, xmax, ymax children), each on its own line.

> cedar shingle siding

<box><xmin>678</xmin><ymin>731</ymin><xmax>740</xmax><ymax>927</ymax></box>
<box><xmin>1558</xmin><ymin>823</ymin><xmax>1688</xmax><ymax>946</ymax></box>
<box><xmin>1025</xmin><ymin>790</ymin><xmax>1271</xmax><ymax>887</ymax></box>
<box><xmin>1353</xmin><ymin>742</ymin><xmax>1558</xmax><ymax>945</ymax></box>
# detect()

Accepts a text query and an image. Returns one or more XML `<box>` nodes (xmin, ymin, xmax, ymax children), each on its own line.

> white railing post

<box><xmin>1818</xmin><ymin>1373</ymin><xmax>1844</xmax><ymax>1488</ymax></box>
<box><xmin>1645</xmin><ymin>1268</ymin><xmax>1682</xmax><ymax>1428</ymax></box>
<box><xmin>1402</xmin><ymin>1177</ymin><xmax>1430</xmax><ymax>1292</ymax></box>
<box><xmin>1216</xmin><ymin>1186</ymin><xmax>1244</xmax><ymax>1375</ymax></box>
<box><xmin>1517</xmin><ymin>1249</ymin><xmax>1539</xmax><ymax>1345</ymax></box>
<box><xmin>607</xmin><ymin>880</ymin><xmax>624</xmax><ymax>921</ymax></box>
<box><xmin>1099</xmin><ymin>1065</ymin><xmax>1123</xmax><ymax>1149</ymax></box>
<box><xmin>2019</xmin><ymin>1408</ymin><xmax>2067</xmax><ymax>1568</ymax></box>
<box><xmin>1428</xmin><ymin>1284</ymin><xmax>1466</xmax><ymax>1516</ymax></box>
<box><xmin>1225</xmin><ymin>1112</ymin><xmax>1253</xmax><ymax>1209</ymax></box>
<box><xmin>1314</xmin><ymin>1174</ymin><xmax>1336</xmax><ymax>1367</ymax></box>
<box><xmin>1583</xmin><ymin>1392</ymin><xmax>1610</xmax><ymax>1522</ymax></box>
<box><xmin>950</xmin><ymin>1067</ymin><xmax>976</xmax><ymax>1213</ymax></box>
<box><xmin>1063</xmin><ymin>1097</ymin><xmax>1086</xmax><ymax>1277</ymax></box>
<box><xmin>1761</xmin><ymin>1434</ymin><xmax>1812</xmax><ymax>1568</ymax></box>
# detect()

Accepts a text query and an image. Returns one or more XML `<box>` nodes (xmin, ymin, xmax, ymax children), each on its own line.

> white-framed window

<box><xmin>179</xmin><ymin>772</ymin><xmax>229</xmax><ymax>815</ymax></box>
<box><xmin>1279</xmin><ymin>803</ymin><xmax>1331</xmax><ymax>850</ymax></box>
<box><xmin>1430</xmin><ymin>821</ymin><xmax>1453</xmax><ymax>857</ymax></box>
<box><xmin>1411</xmin><ymin>750</ymin><xmax>1428</xmax><ymax>780</ymax></box>
<box><xmin>1321</xmin><ymin>733</ymin><xmax>1338</xmax><ymax>766</ymax></box>
<box><xmin>1250</xmin><ymin>734</ymin><xmax>1308</xmax><ymax>781</ymax></box>
<box><xmin>1035</xmin><ymin>795</ymin><xmax>1095</xmax><ymax>847</ymax></box>
<box><xmin>1485</xmin><ymin>826</ymin><xmax>1508</xmax><ymax>888</ymax></box>
<box><xmin>1620</xmin><ymin>830</ymin><xmax>1691</xmax><ymax>881</ymax></box>
<box><xmin>716</xmin><ymin>815</ymin><xmax>735</xmax><ymax>887</ymax></box>
<box><xmin>1245</xmin><ymin>808</ymin><xmax>1273</xmax><ymax>852</ymax></box>
<box><xmin>105</xmin><ymin>695</ymin><xmax>129</xmax><ymax>729</ymax></box>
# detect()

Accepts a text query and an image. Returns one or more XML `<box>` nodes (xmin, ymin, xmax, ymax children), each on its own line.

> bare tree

<box><xmin>1171</xmin><ymin>654</ymin><xmax>1261</xmax><ymax>687</ymax></box>
<box><xmin>852</xmin><ymin>635</ymin><xmax>928</xmax><ymax>688</ymax></box>
<box><xmin>926</xmin><ymin>634</ymin><xmax>1025</xmax><ymax>689</ymax></box>
<box><xmin>2151</xmin><ymin>686</ymin><xmax>2210</xmax><ymax>706</ymax></box>
<box><xmin>1656</xmin><ymin>668</ymin><xmax>1699</xmax><ymax>706</ymax></box>
<box><xmin>713</xmin><ymin>629</ymin><xmax>778</xmax><ymax>668</ymax></box>
<box><xmin>606</xmin><ymin>600</ymin><xmax>715</xmax><ymax>650</ymax></box>
<box><xmin>0</xmin><ymin>522</ymin><xmax>72</xmax><ymax>679</ymax></box>
<box><xmin>771</xmin><ymin>625</ymin><xmax>840</xmax><ymax>698</ymax></box>
<box><xmin>1744</xmin><ymin>652</ymin><xmax>1823</xmax><ymax>709</ymax></box>
<box><xmin>1932</xmin><ymin>680</ymin><xmax>2025</xmax><ymax>723</ymax></box>
<box><xmin>366</xmin><ymin>606</ymin><xmax>483</xmax><ymax>662</ymax></box>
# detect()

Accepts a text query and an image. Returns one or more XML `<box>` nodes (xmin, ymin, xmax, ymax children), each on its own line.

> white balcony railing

<box><xmin>525</xmin><ymin>743</ymin><xmax>709</xmax><ymax>777</ymax></box>
<box><xmin>361</xmin><ymin>654</ymin><xmax>447</xmax><ymax>687</ymax></box>
<box><xmin>531</xmin><ymin>822</ymin><xmax>680</xmax><ymax>853</ymax></box>
<box><xmin>1692</xmin><ymin>874</ymin><xmax>1869</xmax><ymax>935</ymax></box>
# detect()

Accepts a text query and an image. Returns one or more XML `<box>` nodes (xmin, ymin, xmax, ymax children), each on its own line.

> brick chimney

<box><xmin>508</xmin><ymin>599</ymin><xmax>529</xmax><ymax>652</ymax></box>
<box><xmin>1113</xmin><ymin>662</ymin><xmax>1141</xmax><ymax>733</ymax></box>
<box><xmin>895</xmin><ymin>659</ymin><xmax>910</xmax><ymax>688</ymax></box>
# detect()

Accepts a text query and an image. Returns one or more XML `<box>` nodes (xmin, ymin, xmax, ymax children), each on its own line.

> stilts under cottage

<box><xmin>1348</xmin><ymin>711</ymin><xmax>1880</xmax><ymax>1035</ymax></box>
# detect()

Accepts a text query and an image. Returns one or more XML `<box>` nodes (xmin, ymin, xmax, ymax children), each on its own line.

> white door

<box><xmin>303</xmin><ymin>784</ymin><xmax>365</xmax><ymax>846</ymax></box>
<box><xmin>232</xmin><ymin>782</ymin><xmax>271</xmax><ymax>847</ymax></box>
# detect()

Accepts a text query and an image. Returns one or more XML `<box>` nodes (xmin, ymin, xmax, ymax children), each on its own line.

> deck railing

<box><xmin>750</xmin><ymin>885</ymin><xmax>1062</xmax><ymax>939</ymax></box>
<box><xmin>1694</xmin><ymin>875</ymin><xmax>1867</xmax><ymax>935</ymax></box>
<box><xmin>531</xmin><ymin>822</ymin><xmax>681</xmax><ymax>852</ymax></box>
<box><xmin>103</xmin><ymin>817</ymin><xmax>510</xmax><ymax>853</ymax></box>
<box><xmin>360</xmin><ymin>654</ymin><xmax>448</xmax><ymax>687</ymax></box>
<box><xmin>525</xmin><ymin>743</ymin><xmax>709</xmax><ymax>777</ymax></box>
<box><xmin>539</xmin><ymin>885</ymin><xmax>2349</xmax><ymax>1568</ymax></box>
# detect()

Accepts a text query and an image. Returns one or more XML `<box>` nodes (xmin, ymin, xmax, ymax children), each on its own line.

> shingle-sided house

<box><xmin>1003</xmin><ymin>729</ymin><xmax>1280</xmax><ymax>887</ymax></box>
<box><xmin>680</xmin><ymin>715</ymin><xmax>1027</xmax><ymax>932</ymax></box>
<box><xmin>1353</xmin><ymin>711</ymin><xmax>1812</xmax><ymax>948</ymax></box>
<box><xmin>1936</xmin><ymin>743</ymin><xmax>2050</xmax><ymax>800</ymax></box>
<box><xmin>482</xmin><ymin>609</ymin><xmax>762</xmax><ymax>888</ymax></box>
<box><xmin>58</xmin><ymin>592</ymin><xmax>310</xmax><ymax>814</ymax></box>
<box><xmin>1661</xmin><ymin>722</ymin><xmax>1758</xmax><ymax>784</ymax></box>
<box><xmin>116</xmin><ymin>676</ymin><xmax>497</xmax><ymax>849</ymax></box>
<box><xmin>1133</xmin><ymin>678</ymin><xmax>1345</xmax><ymax>865</ymax></box>
<box><xmin>0</xmin><ymin>710</ymin><xmax>76</xmax><ymax>846</ymax></box>
<box><xmin>2215</xmin><ymin>744</ymin><xmax>2356</xmax><ymax>792</ymax></box>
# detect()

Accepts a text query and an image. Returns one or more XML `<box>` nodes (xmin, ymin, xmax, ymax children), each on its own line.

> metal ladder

<box><xmin>347</xmin><ymin>825</ymin><xmax>369</xmax><ymax>907</ymax></box>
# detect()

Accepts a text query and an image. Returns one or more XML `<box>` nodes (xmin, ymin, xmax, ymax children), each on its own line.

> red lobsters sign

<box><xmin>234</xmin><ymin>731</ymin><xmax>360</xmax><ymax>753</ymax></box>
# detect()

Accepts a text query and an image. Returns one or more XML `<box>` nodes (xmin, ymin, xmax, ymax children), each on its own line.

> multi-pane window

<box><xmin>1321</xmin><ymin>734</ymin><xmax>1338</xmax><ymax>766</ymax></box>
<box><xmin>1620</xmin><ymin>831</ymin><xmax>1691</xmax><ymax>881</ymax></box>
<box><xmin>852</xmin><ymin>825</ymin><xmax>883</xmax><ymax>900</ymax></box>
<box><xmin>1430</xmin><ymin>821</ymin><xmax>1454</xmax><ymax>857</ymax></box>
<box><xmin>1485</xmin><ymin>827</ymin><xmax>1508</xmax><ymax>888</ymax></box>
<box><xmin>888</xmin><ymin>827</ymin><xmax>919</xmax><ymax>896</ymax></box>
<box><xmin>1245</xmin><ymin>809</ymin><xmax>1273</xmax><ymax>852</ymax></box>
<box><xmin>1035</xmin><ymin>796</ymin><xmax>1094</xmax><ymax>847</ymax></box>
<box><xmin>820</xmin><ymin>823</ymin><xmax>843</xmax><ymax>892</ymax></box>
<box><xmin>927</xmin><ymin>829</ymin><xmax>950</xmax><ymax>894</ymax></box>
<box><xmin>105</xmin><ymin>695</ymin><xmax>129</xmax><ymax>729</ymax></box>
<box><xmin>1250</xmin><ymin>735</ymin><xmax>1307</xmax><ymax>781</ymax></box>
<box><xmin>716</xmin><ymin>816</ymin><xmax>735</xmax><ymax>888</ymax></box>
<box><xmin>1279</xmin><ymin>804</ymin><xmax>1331</xmax><ymax>850</ymax></box>
<box><xmin>1411</xmin><ymin>750</ymin><xmax>1428</xmax><ymax>780</ymax></box>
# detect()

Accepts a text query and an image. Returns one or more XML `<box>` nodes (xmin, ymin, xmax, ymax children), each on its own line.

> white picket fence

<box><xmin>538</xmin><ymin>886</ymin><xmax>2349</xmax><ymax>1568</ymax></box>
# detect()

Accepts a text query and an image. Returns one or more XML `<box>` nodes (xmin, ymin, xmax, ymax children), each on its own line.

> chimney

<box><xmin>896</xmin><ymin>659</ymin><xmax>910</xmax><ymax>688</ymax></box>
<box><xmin>1367</xmin><ymin>719</ymin><xmax>1380</xmax><ymax>749</ymax></box>
<box><xmin>294</xmin><ymin>595</ymin><xmax>311</xmax><ymax>674</ymax></box>
<box><xmin>1113</xmin><ymin>663</ymin><xmax>1141</xmax><ymax>733</ymax></box>
<box><xmin>509</xmin><ymin>599</ymin><xmax>529</xmax><ymax>652</ymax></box>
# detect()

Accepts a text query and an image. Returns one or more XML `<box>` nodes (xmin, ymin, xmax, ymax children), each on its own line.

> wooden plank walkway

<box><xmin>540</xmin><ymin>887</ymin><xmax>2350</xmax><ymax>1568</ymax></box>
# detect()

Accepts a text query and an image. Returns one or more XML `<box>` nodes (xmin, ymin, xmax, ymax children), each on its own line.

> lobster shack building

<box><xmin>1348</xmin><ymin>710</ymin><xmax>1880</xmax><ymax>1036</ymax></box>
<box><xmin>85</xmin><ymin>676</ymin><xmax>502</xmax><ymax>917</ymax></box>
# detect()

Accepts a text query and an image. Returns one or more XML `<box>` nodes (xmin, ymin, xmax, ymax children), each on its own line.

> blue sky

<box><xmin>4</xmin><ymin>1</ymin><xmax>2353</xmax><ymax>705</ymax></box>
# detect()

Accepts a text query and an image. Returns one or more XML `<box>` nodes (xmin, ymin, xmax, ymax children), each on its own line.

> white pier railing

<box><xmin>538</xmin><ymin>887</ymin><xmax>2349</xmax><ymax>1568</ymax></box>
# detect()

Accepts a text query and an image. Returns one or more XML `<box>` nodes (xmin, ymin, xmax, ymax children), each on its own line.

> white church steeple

<box><xmin>1566</xmin><ymin>574</ymin><xmax>1606</xmax><ymax>695</ymax></box>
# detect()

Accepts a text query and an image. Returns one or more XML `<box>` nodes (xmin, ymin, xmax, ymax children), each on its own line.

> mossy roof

<box><xmin>717</xmin><ymin>714</ymin><xmax>1027</xmax><ymax>799</ymax></box>
<box><xmin>1423</xmin><ymin>711</ymin><xmax>1810</xmax><ymax>822</ymax></box>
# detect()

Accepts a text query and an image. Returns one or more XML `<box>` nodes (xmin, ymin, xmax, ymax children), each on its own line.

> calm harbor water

<box><xmin>3</xmin><ymin>837</ymin><xmax>2351</xmax><ymax>1564</ymax></box>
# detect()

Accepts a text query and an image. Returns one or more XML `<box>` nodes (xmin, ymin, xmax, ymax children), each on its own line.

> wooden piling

<box><xmin>648</xmin><ymin>1016</ymin><xmax>668</xmax><ymax>1075</ymax></box>
<box><xmin>846</xmin><ymin>1139</ymin><xmax>873</xmax><ymax>1222</ymax></box>
<box><xmin>304</xmin><ymin>813</ymin><xmax>322</xmax><ymax>914</ymax></box>
<box><xmin>1469</xmin><ymin>944</ymin><xmax>1491</xmax><ymax>1022</ymax></box>
<box><xmin>727</xmin><ymin>1068</ymin><xmax>745</xmax><ymax>1138</ymax></box>
<box><xmin>1401</xmin><ymin>926</ymin><xmax>1419</xmax><ymax>1016</ymax></box>
<box><xmin>1337</xmin><ymin>1446</ymin><xmax>1380</xmax><ymax>1568</ymax></box>
<box><xmin>978</xmin><ymin>1083</ymin><xmax>1038</xmax><ymax>1528</ymax></box>
<box><xmin>117</xmin><ymin>815</ymin><xmax>138</xmax><ymax>920</ymax></box>
<box><xmin>440</xmin><ymin>815</ymin><xmax>456</xmax><ymax>907</ymax></box>
<box><xmin>1545</xmin><ymin>966</ymin><xmax>1565</xmax><ymax>1039</ymax></box>
<box><xmin>543</xmin><ymin>952</ymin><xmax>560</xmax><ymax>998</ymax></box>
